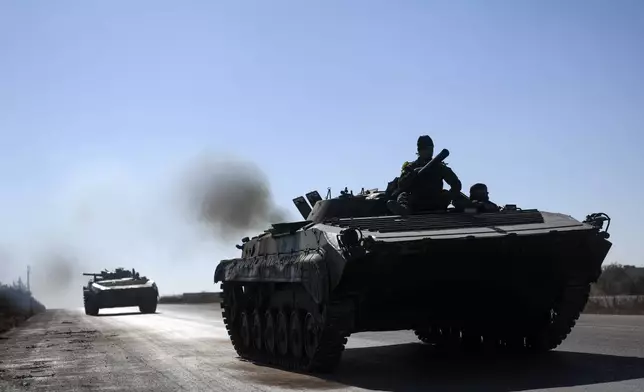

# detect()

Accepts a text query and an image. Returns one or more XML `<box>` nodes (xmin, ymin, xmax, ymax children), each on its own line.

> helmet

<box><xmin>417</xmin><ymin>135</ymin><xmax>434</xmax><ymax>159</ymax></box>
<box><xmin>470</xmin><ymin>183</ymin><xmax>488</xmax><ymax>192</ymax></box>
<box><xmin>417</xmin><ymin>135</ymin><xmax>434</xmax><ymax>150</ymax></box>
<box><xmin>470</xmin><ymin>183</ymin><xmax>489</xmax><ymax>201</ymax></box>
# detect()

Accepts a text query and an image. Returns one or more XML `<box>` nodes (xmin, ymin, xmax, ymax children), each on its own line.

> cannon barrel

<box><xmin>417</xmin><ymin>148</ymin><xmax>450</xmax><ymax>176</ymax></box>
<box><xmin>396</xmin><ymin>148</ymin><xmax>450</xmax><ymax>194</ymax></box>
<box><xmin>82</xmin><ymin>273</ymin><xmax>103</xmax><ymax>277</ymax></box>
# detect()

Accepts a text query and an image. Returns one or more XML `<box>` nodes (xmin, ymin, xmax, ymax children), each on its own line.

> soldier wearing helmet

<box><xmin>387</xmin><ymin>135</ymin><xmax>462</xmax><ymax>215</ymax></box>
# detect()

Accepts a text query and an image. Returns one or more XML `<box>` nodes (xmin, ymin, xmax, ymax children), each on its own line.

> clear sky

<box><xmin>1</xmin><ymin>1</ymin><xmax>642</xmax><ymax>307</ymax></box>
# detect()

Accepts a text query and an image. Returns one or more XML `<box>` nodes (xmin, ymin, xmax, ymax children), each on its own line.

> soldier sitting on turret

<box><xmin>387</xmin><ymin>135</ymin><xmax>462</xmax><ymax>215</ymax></box>
<box><xmin>468</xmin><ymin>183</ymin><xmax>500</xmax><ymax>212</ymax></box>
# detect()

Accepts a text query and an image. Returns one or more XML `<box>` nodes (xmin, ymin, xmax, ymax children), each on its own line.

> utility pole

<box><xmin>27</xmin><ymin>265</ymin><xmax>33</xmax><ymax>315</ymax></box>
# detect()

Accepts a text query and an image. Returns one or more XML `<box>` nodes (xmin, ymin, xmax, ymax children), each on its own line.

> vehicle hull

<box><xmin>214</xmin><ymin>208</ymin><xmax>612</xmax><ymax>373</ymax></box>
<box><xmin>83</xmin><ymin>279</ymin><xmax>158</xmax><ymax>316</ymax></box>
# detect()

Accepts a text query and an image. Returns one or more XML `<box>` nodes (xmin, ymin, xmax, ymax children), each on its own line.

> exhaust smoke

<box><xmin>0</xmin><ymin>152</ymin><xmax>290</xmax><ymax>308</ymax></box>
<box><xmin>179</xmin><ymin>154</ymin><xmax>288</xmax><ymax>242</ymax></box>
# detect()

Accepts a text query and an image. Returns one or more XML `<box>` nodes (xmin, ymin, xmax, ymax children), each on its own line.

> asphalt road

<box><xmin>2</xmin><ymin>305</ymin><xmax>644</xmax><ymax>392</ymax></box>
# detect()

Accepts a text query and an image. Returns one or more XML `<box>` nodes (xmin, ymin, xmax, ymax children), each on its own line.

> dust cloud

<box><xmin>0</xmin><ymin>152</ymin><xmax>291</xmax><ymax>309</ymax></box>
<box><xmin>31</xmin><ymin>245</ymin><xmax>84</xmax><ymax>309</ymax></box>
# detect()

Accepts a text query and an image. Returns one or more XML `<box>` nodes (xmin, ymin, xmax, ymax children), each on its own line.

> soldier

<box><xmin>387</xmin><ymin>135</ymin><xmax>462</xmax><ymax>215</ymax></box>
<box><xmin>384</xmin><ymin>176</ymin><xmax>399</xmax><ymax>199</ymax></box>
<box><xmin>468</xmin><ymin>183</ymin><xmax>500</xmax><ymax>212</ymax></box>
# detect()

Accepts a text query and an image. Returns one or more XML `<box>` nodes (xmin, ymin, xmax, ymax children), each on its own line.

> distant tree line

<box><xmin>592</xmin><ymin>263</ymin><xmax>644</xmax><ymax>296</ymax></box>
<box><xmin>0</xmin><ymin>277</ymin><xmax>46</xmax><ymax>333</ymax></box>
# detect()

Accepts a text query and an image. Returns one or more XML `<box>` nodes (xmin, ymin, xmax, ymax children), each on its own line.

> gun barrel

<box><xmin>417</xmin><ymin>148</ymin><xmax>450</xmax><ymax>176</ymax></box>
<box><xmin>82</xmin><ymin>273</ymin><xmax>102</xmax><ymax>276</ymax></box>
<box><xmin>391</xmin><ymin>148</ymin><xmax>451</xmax><ymax>197</ymax></box>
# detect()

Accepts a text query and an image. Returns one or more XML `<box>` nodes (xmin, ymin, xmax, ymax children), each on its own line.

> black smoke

<box><xmin>179</xmin><ymin>154</ymin><xmax>289</xmax><ymax>242</ymax></box>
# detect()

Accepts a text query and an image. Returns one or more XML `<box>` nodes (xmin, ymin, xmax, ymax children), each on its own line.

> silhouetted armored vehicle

<box><xmin>82</xmin><ymin>268</ymin><xmax>158</xmax><ymax>316</ymax></box>
<box><xmin>214</xmin><ymin>149</ymin><xmax>612</xmax><ymax>373</ymax></box>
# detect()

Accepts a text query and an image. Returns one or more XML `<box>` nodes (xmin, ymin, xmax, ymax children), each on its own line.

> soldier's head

<box><xmin>470</xmin><ymin>183</ymin><xmax>489</xmax><ymax>201</ymax></box>
<box><xmin>417</xmin><ymin>135</ymin><xmax>434</xmax><ymax>160</ymax></box>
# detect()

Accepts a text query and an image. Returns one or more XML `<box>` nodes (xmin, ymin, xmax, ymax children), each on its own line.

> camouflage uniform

<box><xmin>387</xmin><ymin>135</ymin><xmax>462</xmax><ymax>215</ymax></box>
<box><xmin>468</xmin><ymin>183</ymin><xmax>500</xmax><ymax>212</ymax></box>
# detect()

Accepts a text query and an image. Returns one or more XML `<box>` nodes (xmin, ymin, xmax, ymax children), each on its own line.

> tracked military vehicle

<box><xmin>82</xmin><ymin>268</ymin><xmax>158</xmax><ymax>316</ymax></box>
<box><xmin>214</xmin><ymin>149</ymin><xmax>612</xmax><ymax>373</ymax></box>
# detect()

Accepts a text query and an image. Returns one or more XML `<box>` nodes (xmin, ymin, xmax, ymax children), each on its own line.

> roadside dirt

<box><xmin>0</xmin><ymin>310</ymin><xmax>112</xmax><ymax>390</ymax></box>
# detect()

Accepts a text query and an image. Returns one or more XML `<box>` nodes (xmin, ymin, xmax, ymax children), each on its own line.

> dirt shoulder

<box><xmin>0</xmin><ymin>310</ymin><xmax>123</xmax><ymax>390</ymax></box>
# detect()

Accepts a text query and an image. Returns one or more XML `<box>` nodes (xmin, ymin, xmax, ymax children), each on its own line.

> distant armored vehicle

<box><xmin>214</xmin><ymin>149</ymin><xmax>612</xmax><ymax>373</ymax></box>
<box><xmin>82</xmin><ymin>268</ymin><xmax>158</xmax><ymax>316</ymax></box>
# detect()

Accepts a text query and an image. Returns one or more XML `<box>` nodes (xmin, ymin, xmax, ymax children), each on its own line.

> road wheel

<box><xmin>252</xmin><ymin>309</ymin><xmax>263</xmax><ymax>350</ymax></box>
<box><xmin>264</xmin><ymin>310</ymin><xmax>276</xmax><ymax>355</ymax></box>
<box><xmin>240</xmin><ymin>311</ymin><xmax>251</xmax><ymax>349</ymax></box>
<box><xmin>276</xmin><ymin>310</ymin><xmax>289</xmax><ymax>356</ymax></box>
<box><xmin>289</xmin><ymin>310</ymin><xmax>303</xmax><ymax>359</ymax></box>
<box><xmin>304</xmin><ymin>312</ymin><xmax>320</xmax><ymax>360</ymax></box>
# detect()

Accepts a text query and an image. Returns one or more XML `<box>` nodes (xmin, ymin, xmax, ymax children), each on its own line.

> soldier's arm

<box><xmin>442</xmin><ymin>165</ymin><xmax>462</xmax><ymax>195</ymax></box>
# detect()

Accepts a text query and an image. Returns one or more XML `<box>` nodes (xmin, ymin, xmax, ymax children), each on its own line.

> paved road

<box><xmin>2</xmin><ymin>304</ymin><xmax>644</xmax><ymax>391</ymax></box>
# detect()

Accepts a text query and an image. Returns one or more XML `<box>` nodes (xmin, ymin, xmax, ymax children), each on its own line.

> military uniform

<box><xmin>387</xmin><ymin>135</ymin><xmax>462</xmax><ymax>215</ymax></box>
<box><xmin>385</xmin><ymin>176</ymin><xmax>399</xmax><ymax>198</ymax></box>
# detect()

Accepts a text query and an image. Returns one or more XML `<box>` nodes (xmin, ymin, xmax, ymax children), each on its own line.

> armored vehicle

<box><xmin>82</xmin><ymin>268</ymin><xmax>158</xmax><ymax>316</ymax></box>
<box><xmin>214</xmin><ymin>149</ymin><xmax>612</xmax><ymax>373</ymax></box>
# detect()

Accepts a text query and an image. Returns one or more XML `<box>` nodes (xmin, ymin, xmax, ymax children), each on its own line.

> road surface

<box><xmin>1</xmin><ymin>304</ymin><xmax>644</xmax><ymax>391</ymax></box>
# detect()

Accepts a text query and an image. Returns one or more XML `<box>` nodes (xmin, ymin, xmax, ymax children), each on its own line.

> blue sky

<box><xmin>1</xmin><ymin>1</ymin><xmax>642</xmax><ymax>306</ymax></box>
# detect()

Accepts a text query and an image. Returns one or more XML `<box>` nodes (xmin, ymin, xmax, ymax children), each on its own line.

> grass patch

<box><xmin>583</xmin><ymin>295</ymin><xmax>644</xmax><ymax>315</ymax></box>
